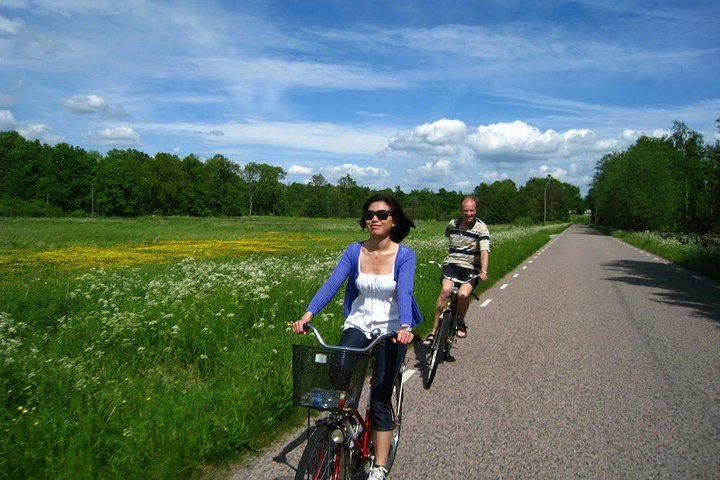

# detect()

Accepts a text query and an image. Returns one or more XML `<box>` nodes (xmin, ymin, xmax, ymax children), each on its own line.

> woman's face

<box><xmin>364</xmin><ymin>200</ymin><xmax>394</xmax><ymax>237</ymax></box>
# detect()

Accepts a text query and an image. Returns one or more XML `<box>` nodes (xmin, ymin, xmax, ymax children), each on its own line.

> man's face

<box><xmin>461</xmin><ymin>200</ymin><xmax>476</xmax><ymax>221</ymax></box>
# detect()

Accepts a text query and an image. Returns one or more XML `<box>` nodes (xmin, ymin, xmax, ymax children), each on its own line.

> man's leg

<box><xmin>423</xmin><ymin>278</ymin><xmax>454</xmax><ymax>346</ymax></box>
<box><xmin>455</xmin><ymin>283</ymin><xmax>474</xmax><ymax>337</ymax></box>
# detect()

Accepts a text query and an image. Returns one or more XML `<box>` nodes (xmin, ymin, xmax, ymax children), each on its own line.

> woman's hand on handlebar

<box><xmin>394</xmin><ymin>327</ymin><xmax>414</xmax><ymax>345</ymax></box>
<box><xmin>291</xmin><ymin>312</ymin><xmax>313</xmax><ymax>334</ymax></box>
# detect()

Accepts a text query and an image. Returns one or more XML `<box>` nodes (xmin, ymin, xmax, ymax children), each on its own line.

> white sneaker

<box><xmin>368</xmin><ymin>465</ymin><xmax>389</xmax><ymax>480</ymax></box>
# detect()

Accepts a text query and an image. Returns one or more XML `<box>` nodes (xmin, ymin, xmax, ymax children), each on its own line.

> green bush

<box><xmin>512</xmin><ymin>216</ymin><xmax>534</xmax><ymax>226</ymax></box>
<box><xmin>0</xmin><ymin>198</ymin><xmax>64</xmax><ymax>217</ymax></box>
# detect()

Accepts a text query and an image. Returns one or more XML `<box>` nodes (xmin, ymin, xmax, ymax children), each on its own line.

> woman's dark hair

<box><xmin>358</xmin><ymin>193</ymin><xmax>416</xmax><ymax>242</ymax></box>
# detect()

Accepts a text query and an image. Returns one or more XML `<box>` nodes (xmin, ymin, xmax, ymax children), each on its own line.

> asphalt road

<box><xmin>227</xmin><ymin>225</ymin><xmax>720</xmax><ymax>479</ymax></box>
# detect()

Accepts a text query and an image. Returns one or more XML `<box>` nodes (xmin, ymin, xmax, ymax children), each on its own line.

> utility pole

<box><xmin>544</xmin><ymin>174</ymin><xmax>551</xmax><ymax>225</ymax></box>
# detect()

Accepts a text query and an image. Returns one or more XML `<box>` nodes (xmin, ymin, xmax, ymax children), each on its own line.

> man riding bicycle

<box><xmin>423</xmin><ymin>196</ymin><xmax>490</xmax><ymax>347</ymax></box>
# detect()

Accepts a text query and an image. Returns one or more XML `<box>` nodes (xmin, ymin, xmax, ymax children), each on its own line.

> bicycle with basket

<box><xmin>292</xmin><ymin>322</ymin><xmax>406</xmax><ymax>480</ymax></box>
<box><xmin>424</xmin><ymin>260</ymin><xmax>481</xmax><ymax>390</ymax></box>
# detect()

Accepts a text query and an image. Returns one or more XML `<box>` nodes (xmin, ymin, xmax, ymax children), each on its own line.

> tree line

<box><xmin>0</xmin><ymin>129</ymin><xmax>584</xmax><ymax>223</ymax></box>
<box><xmin>587</xmin><ymin>120</ymin><xmax>720</xmax><ymax>234</ymax></box>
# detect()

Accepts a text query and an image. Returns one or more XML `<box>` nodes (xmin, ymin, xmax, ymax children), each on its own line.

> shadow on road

<box><xmin>270</xmin><ymin>423</ymin><xmax>314</xmax><ymax>474</ymax></box>
<box><xmin>572</xmin><ymin>225</ymin><xmax>609</xmax><ymax>236</ymax></box>
<box><xmin>410</xmin><ymin>339</ymin><xmax>433</xmax><ymax>388</ymax></box>
<box><xmin>603</xmin><ymin>258</ymin><xmax>720</xmax><ymax>326</ymax></box>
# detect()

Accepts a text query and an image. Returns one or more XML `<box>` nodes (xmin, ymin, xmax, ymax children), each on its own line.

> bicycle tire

<box><xmin>295</xmin><ymin>424</ymin><xmax>349</xmax><ymax>480</ymax></box>
<box><xmin>384</xmin><ymin>362</ymin><xmax>405</xmax><ymax>471</ymax></box>
<box><xmin>424</xmin><ymin>309</ymin><xmax>452</xmax><ymax>389</ymax></box>
<box><xmin>443</xmin><ymin>308</ymin><xmax>459</xmax><ymax>359</ymax></box>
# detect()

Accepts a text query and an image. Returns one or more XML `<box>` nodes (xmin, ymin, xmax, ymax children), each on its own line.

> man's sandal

<box><xmin>456</xmin><ymin>323</ymin><xmax>467</xmax><ymax>338</ymax></box>
<box><xmin>422</xmin><ymin>333</ymin><xmax>435</xmax><ymax>347</ymax></box>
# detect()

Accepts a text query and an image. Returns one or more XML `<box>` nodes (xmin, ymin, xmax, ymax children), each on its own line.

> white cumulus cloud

<box><xmin>288</xmin><ymin>164</ymin><xmax>313</xmax><ymax>175</ymax></box>
<box><xmin>0</xmin><ymin>14</ymin><xmax>23</xmax><ymax>37</ymax></box>
<box><xmin>0</xmin><ymin>110</ymin><xmax>17</xmax><ymax>130</ymax></box>
<box><xmin>64</xmin><ymin>95</ymin><xmax>107</xmax><ymax>114</ymax></box>
<box><xmin>17</xmin><ymin>123</ymin><xmax>64</xmax><ymax>145</ymax></box>
<box><xmin>419</xmin><ymin>159</ymin><xmax>452</xmax><ymax>175</ymax></box>
<box><xmin>321</xmin><ymin>163</ymin><xmax>389</xmax><ymax>179</ymax></box>
<box><xmin>469</xmin><ymin>121</ymin><xmax>598</xmax><ymax>156</ymax></box>
<box><xmin>388</xmin><ymin>118</ymin><xmax>468</xmax><ymax>156</ymax></box>
<box><xmin>84</xmin><ymin>125</ymin><xmax>140</xmax><ymax>145</ymax></box>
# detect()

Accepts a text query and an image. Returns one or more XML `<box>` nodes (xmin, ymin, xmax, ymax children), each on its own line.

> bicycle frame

<box><xmin>445</xmin><ymin>284</ymin><xmax>460</xmax><ymax>331</ymax></box>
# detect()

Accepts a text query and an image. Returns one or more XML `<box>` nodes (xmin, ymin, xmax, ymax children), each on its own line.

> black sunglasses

<box><xmin>363</xmin><ymin>209</ymin><xmax>393</xmax><ymax>221</ymax></box>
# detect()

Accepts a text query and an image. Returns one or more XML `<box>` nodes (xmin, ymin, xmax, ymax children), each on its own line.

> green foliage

<box><xmin>0</xmin><ymin>198</ymin><xmax>64</xmax><ymax>217</ymax></box>
<box><xmin>593</xmin><ymin>137</ymin><xmax>683</xmax><ymax>230</ymax></box>
<box><xmin>474</xmin><ymin>179</ymin><xmax>519</xmax><ymax>223</ymax></box>
<box><xmin>588</xmin><ymin>119</ymin><xmax>720</xmax><ymax>234</ymax></box>
<box><xmin>0</xmin><ymin>130</ymin><xmax>586</xmax><ymax>223</ymax></box>
<box><xmin>517</xmin><ymin>176</ymin><xmax>580</xmax><ymax>223</ymax></box>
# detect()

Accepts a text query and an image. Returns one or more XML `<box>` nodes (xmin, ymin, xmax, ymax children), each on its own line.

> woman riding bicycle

<box><xmin>292</xmin><ymin>193</ymin><xmax>423</xmax><ymax>480</ymax></box>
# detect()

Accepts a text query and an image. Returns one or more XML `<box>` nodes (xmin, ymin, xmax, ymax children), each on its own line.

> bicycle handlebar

<box><xmin>429</xmin><ymin>260</ymin><xmax>481</xmax><ymax>284</ymax></box>
<box><xmin>302</xmin><ymin>322</ymin><xmax>395</xmax><ymax>353</ymax></box>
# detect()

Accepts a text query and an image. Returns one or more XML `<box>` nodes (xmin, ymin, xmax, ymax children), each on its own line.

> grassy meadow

<box><xmin>0</xmin><ymin>216</ymin><xmax>569</xmax><ymax>479</ymax></box>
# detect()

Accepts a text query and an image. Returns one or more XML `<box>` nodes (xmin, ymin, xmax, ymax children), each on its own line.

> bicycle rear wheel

<box><xmin>424</xmin><ymin>309</ymin><xmax>453</xmax><ymax>389</ymax></box>
<box><xmin>295</xmin><ymin>424</ymin><xmax>349</xmax><ymax>480</ymax></box>
<box><xmin>385</xmin><ymin>361</ymin><xmax>405</xmax><ymax>471</ymax></box>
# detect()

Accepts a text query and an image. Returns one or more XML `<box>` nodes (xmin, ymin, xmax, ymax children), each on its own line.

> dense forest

<box><xmin>3</xmin><ymin>118</ymin><xmax>718</xmax><ymax>233</ymax></box>
<box><xmin>0</xmin><ymin>130</ymin><xmax>584</xmax><ymax>223</ymax></box>
<box><xmin>587</xmin><ymin>120</ymin><xmax>720</xmax><ymax>234</ymax></box>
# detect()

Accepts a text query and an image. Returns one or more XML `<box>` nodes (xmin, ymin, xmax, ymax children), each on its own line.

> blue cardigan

<box><xmin>306</xmin><ymin>242</ymin><xmax>424</xmax><ymax>328</ymax></box>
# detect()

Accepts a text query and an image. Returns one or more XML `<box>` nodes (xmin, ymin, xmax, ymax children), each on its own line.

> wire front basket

<box><xmin>292</xmin><ymin>344</ymin><xmax>370</xmax><ymax>411</ymax></box>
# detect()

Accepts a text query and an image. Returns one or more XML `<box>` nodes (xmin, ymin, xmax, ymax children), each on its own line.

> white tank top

<box><xmin>344</xmin><ymin>257</ymin><xmax>399</xmax><ymax>338</ymax></box>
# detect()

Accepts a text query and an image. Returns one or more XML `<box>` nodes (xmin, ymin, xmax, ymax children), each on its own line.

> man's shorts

<box><xmin>441</xmin><ymin>263</ymin><xmax>479</xmax><ymax>289</ymax></box>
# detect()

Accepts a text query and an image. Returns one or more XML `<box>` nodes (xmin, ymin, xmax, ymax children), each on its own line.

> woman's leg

<box><xmin>369</xmin><ymin>338</ymin><xmax>406</xmax><ymax>466</ymax></box>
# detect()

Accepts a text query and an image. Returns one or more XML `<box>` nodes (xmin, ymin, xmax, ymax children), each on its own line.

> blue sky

<box><xmin>1</xmin><ymin>0</ymin><xmax>719</xmax><ymax>196</ymax></box>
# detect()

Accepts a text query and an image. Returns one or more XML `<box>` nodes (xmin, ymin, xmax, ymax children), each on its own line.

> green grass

<box><xmin>611</xmin><ymin>230</ymin><xmax>720</xmax><ymax>282</ymax></box>
<box><xmin>0</xmin><ymin>217</ymin><xmax>568</xmax><ymax>479</ymax></box>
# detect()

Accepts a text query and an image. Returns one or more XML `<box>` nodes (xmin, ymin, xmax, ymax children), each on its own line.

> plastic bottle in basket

<box><xmin>324</xmin><ymin>390</ymin><xmax>339</xmax><ymax>408</ymax></box>
<box><xmin>311</xmin><ymin>390</ymin><xmax>324</xmax><ymax>409</ymax></box>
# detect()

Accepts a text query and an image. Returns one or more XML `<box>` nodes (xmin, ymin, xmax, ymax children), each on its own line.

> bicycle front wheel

<box><xmin>443</xmin><ymin>308</ymin><xmax>459</xmax><ymax>359</ymax></box>
<box><xmin>424</xmin><ymin>309</ymin><xmax>453</xmax><ymax>389</ymax></box>
<box><xmin>295</xmin><ymin>424</ymin><xmax>349</xmax><ymax>480</ymax></box>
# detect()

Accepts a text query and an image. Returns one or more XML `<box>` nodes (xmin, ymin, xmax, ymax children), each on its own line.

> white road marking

<box><xmin>402</xmin><ymin>368</ymin><xmax>417</xmax><ymax>383</ymax></box>
<box><xmin>522</xmin><ymin>266</ymin><xmax>527</xmax><ymax>270</ymax></box>
<box><xmin>500</xmin><ymin>284</ymin><xmax>508</xmax><ymax>289</ymax></box>
<box><xmin>480</xmin><ymin>299</ymin><xmax>492</xmax><ymax>308</ymax></box>
<box><xmin>513</xmin><ymin>273</ymin><xmax>519</xmax><ymax>278</ymax></box>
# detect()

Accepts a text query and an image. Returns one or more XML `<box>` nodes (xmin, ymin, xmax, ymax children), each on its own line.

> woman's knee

<box><xmin>370</xmin><ymin>399</ymin><xmax>393</xmax><ymax>430</ymax></box>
